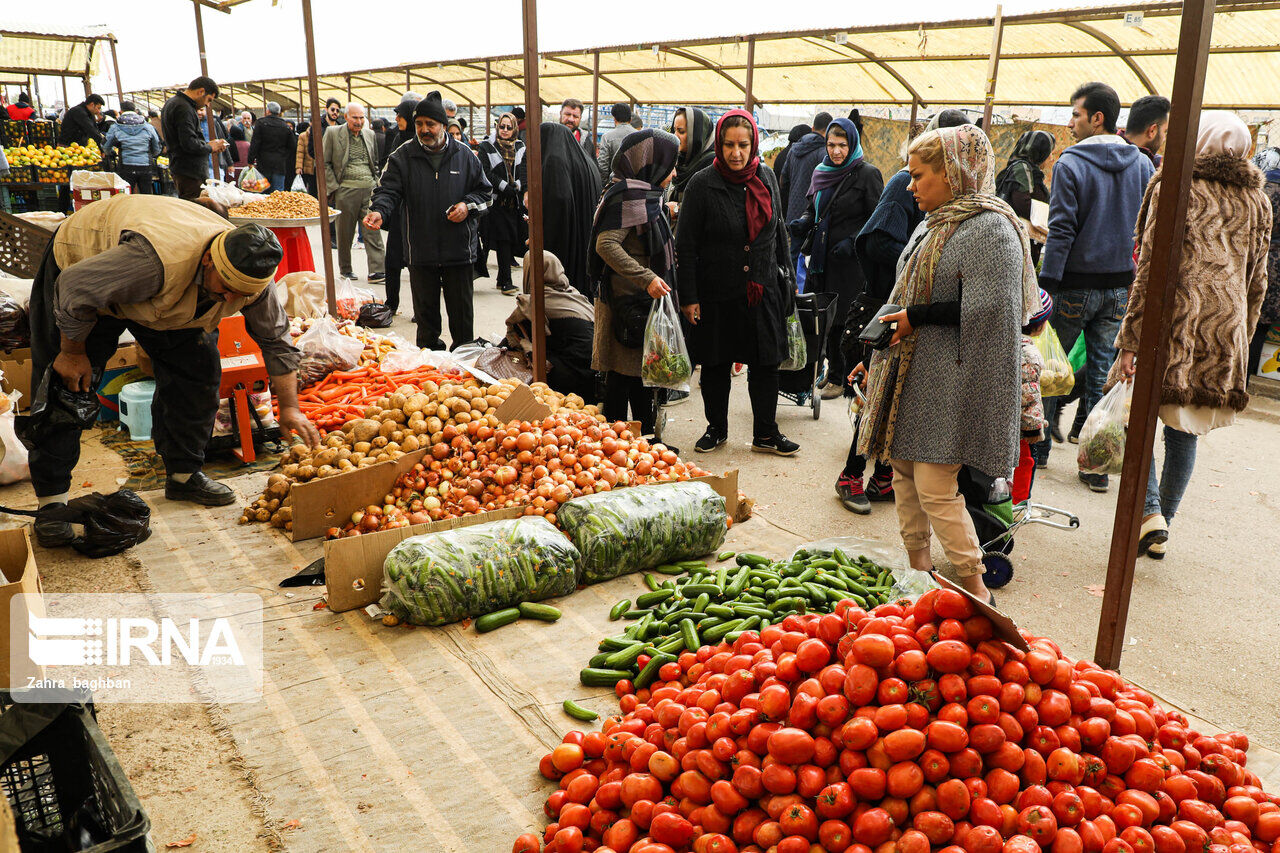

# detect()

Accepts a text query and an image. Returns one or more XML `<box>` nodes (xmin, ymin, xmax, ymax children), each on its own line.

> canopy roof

<box><xmin>0</xmin><ymin>25</ymin><xmax>109</xmax><ymax>79</ymax></box>
<box><xmin>128</xmin><ymin>1</ymin><xmax>1280</xmax><ymax>114</ymax></box>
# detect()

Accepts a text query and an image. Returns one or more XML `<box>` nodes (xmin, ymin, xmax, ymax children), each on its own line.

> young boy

<box><xmin>1015</xmin><ymin>289</ymin><xmax>1053</xmax><ymax>506</ymax></box>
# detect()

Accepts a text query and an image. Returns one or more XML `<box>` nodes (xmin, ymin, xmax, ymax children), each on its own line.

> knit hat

<box><xmin>414</xmin><ymin>91</ymin><xmax>447</xmax><ymax>124</ymax></box>
<box><xmin>209</xmin><ymin>224</ymin><xmax>282</xmax><ymax>296</ymax></box>
<box><xmin>393</xmin><ymin>93</ymin><xmax>421</xmax><ymax>122</ymax></box>
<box><xmin>1027</xmin><ymin>288</ymin><xmax>1053</xmax><ymax>328</ymax></box>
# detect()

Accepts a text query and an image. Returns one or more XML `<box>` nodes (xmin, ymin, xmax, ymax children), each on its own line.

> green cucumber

<box><xmin>636</xmin><ymin>589</ymin><xmax>674</xmax><ymax>608</ymax></box>
<box><xmin>579</xmin><ymin>667</ymin><xmax>634</xmax><ymax>687</ymax></box>
<box><xmin>563</xmin><ymin>699</ymin><xmax>599</xmax><ymax>722</ymax></box>
<box><xmin>518</xmin><ymin>602</ymin><xmax>562</xmax><ymax>622</ymax></box>
<box><xmin>474</xmin><ymin>608</ymin><xmax>520</xmax><ymax>633</ymax></box>
<box><xmin>609</xmin><ymin>599</ymin><xmax>631</xmax><ymax>621</ymax></box>
<box><xmin>716</xmin><ymin>551</ymin><xmax>736</xmax><ymax>562</ymax></box>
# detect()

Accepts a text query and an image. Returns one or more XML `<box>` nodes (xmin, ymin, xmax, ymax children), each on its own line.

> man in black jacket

<box><xmin>364</xmin><ymin>92</ymin><xmax>492</xmax><ymax>350</ymax></box>
<box><xmin>59</xmin><ymin>95</ymin><xmax>106</xmax><ymax>147</ymax></box>
<box><xmin>247</xmin><ymin>102</ymin><xmax>296</xmax><ymax>193</ymax></box>
<box><xmin>160</xmin><ymin>77</ymin><xmax>229</xmax><ymax>201</ymax></box>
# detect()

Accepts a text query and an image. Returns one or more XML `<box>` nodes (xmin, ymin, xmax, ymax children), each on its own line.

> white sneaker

<box><xmin>1138</xmin><ymin>514</ymin><xmax>1168</xmax><ymax>560</ymax></box>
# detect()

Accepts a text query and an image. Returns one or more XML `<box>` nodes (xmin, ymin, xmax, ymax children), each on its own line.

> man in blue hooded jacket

<box><xmin>1038</xmin><ymin>82</ymin><xmax>1155</xmax><ymax>493</ymax></box>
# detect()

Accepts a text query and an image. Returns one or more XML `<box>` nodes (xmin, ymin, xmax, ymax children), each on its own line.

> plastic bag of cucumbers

<box><xmin>558</xmin><ymin>481</ymin><xmax>728</xmax><ymax>584</ymax></box>
<box><xmin>380</xmin><ymin>516</ymin><xmax>580</xmax><ymax>626</ymax></box>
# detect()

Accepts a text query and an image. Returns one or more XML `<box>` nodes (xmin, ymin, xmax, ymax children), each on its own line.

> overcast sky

<box><xmin>6</xmin><ymin>0</ymin><xmax>1108</xmax><ymax>100</ymax></box>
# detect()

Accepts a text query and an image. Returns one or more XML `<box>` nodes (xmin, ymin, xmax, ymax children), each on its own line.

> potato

<box><xmin>296</xmin><ymin>465</ymin><xmax>317</xmax><ymax>481</ymax></box>
<box><xmin>338</xmin><ymin>459</ymin><xmax>355</xmax><ymax>471</ymax></box>
<box><xmin>353</xmin><ymin>441</ymin><xmax>372</xmax><ymax>454</ymax></box>
<box><xmin>385</xmin><ymin>442</ymin><xmax>400</xmax><ymax>454</ymax></box>
<box><xmin>289</xmin><ymin>444</ymin><xmax>310</xmax><ymax>462</ymax></box>
<box><xmin>349</xmin><ymin>419</ymin><xmax>381</xmax><ymax>443</ymax></box>
<box><xmin>471</xmin><ymin>397</ymin><xmax>489</xmax><ymax>413</ymax></box>
<box><xmin>254</xmin><ymin>508</ymin><xmax>271</xmax><ymax>522</ymax></box>
<box><xmin>389</xmin><ymin>450</ymin><xmax>404</xmax><ymax>460</ymax></box>
<box><xmin>401</xmin><ymin>434</ymin><xmax>421</xmax><ymax>452</ymax></box>
<box><xmin>318</xmin><ymin>464</ymin><xmax>337</xmax><ymax>478</ymax></box>
<box><xmin>363</xmin><ymin>406</ymin><xmax>383</xmax><ymax>420</ymax></box>
<box><xmin>336</xmin><ymin>447</ymin><xmax>352</xmax><ymax>461</ymax></box>
<box><xmin>404</xmin><ymin>394</ymin><xmax>430</xmax><ymax>414</ymax></box>
<box><xmin>384</xmin><ymin>409</ymin><xmax>407</xmax><ymax>424</ymax></box>
<box><xmin>485</xmin><ymin>394</ymin><xmax>505</xmax><ymax>409</ymax></box>
<box><xmin>281</xmin><ymin>463</ymin><xmax>299</xmax><ymax>478</ymax></box>
<box><xmin>388</xmin><ymin>392</ymin><xmax>407</xmax><ymax>410</ymax></box>
<box><xmin>422</xmin><ymin>380</ymin><xmax>440</xmax><ymax>395</ymax></box>
<box><xmin>324</xmin><ymin>433</ymin><xmax>345</xmax><ymax>449</ymax></box>
<box><xmin>425</xmin><ymin>416</ymin><xmax>443</xmax><ymax>434</ymax></box>
<box><xmin>435</xmin><ymin>403</ymin><xmax>451</xmax><ymax>419</ymax></box>
<box><xmin>313</xmin><ymin>448</ymin><xmax>339</xmax><ymax>467</ymax></box>
<box><xmin>378</xmin><ymin>419</ymin><xmax>398</xmax><ymax>439</ymax></box>
<box><xmin>372</xmin><ymin>436</ymin><xmax>389</xmax><ymax>448</ymax></box>
<box><xmin>454</xmin><ymin>411</ymin><xmax>472</xmax><ymax>424</ymax></box>
<box><xmin>350</xmin><ymin>451</ymin><xmax>365</xmax><ymax>463</ymax></box>
<box><xmin>391</xmin><ymin>430</ymin><xmax>405</xmax><ymax>444</ymax></box>
<box><xmin>357</xmin><ymin>457</ymin><xmax>377</xmax><ymax>468</ymax></box>
<box><xmin>449</xmin><ymin>398</ymin><xmax>470</xmax><ymax>415</ymax></box>
<box><xmin>430</xmin><ymin>431</ymin><xmax>444</xmax><ymax>445</ymax></box>
<box><xmin>375</xmin><ymin>453</ymin><xmax>390</xmax><ymax>463</ymax></box>
<box><xmin>410</xmin><ymin>421</ymin><xmax>429</xmax><ymax>436</ymax></box>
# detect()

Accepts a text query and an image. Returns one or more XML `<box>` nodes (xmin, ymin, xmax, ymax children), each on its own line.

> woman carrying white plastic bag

<box><xmin>1108</xmin><ymin>111</ymin><xmax>1270</xmax><ymax>559</ymax></box>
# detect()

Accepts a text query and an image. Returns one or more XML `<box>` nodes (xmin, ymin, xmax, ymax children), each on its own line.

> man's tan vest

<box><xmin>53</xmin><ymin>194</ymin><xmax>253</xmax><ymax>332</ymax></box>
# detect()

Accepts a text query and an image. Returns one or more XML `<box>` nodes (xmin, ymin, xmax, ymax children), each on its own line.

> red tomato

<box><xmin>935</xmin><ymin>778</ymin><xmax>972</xmax><ymax>820</ymax></box>
<box><xmin>845</xmin><ymin>664</ymin><xmax>881</xmax><ymax>706</ymax></box>
<box><xmin>1121</xmin><ymin>827</ymin><xmax>1156</xmax><ymax>853</ymax></box>
<box><xmin>552</xmin><ymin>825</ymin><xmax>584</xmax><ymax>853</ymax></box>
<box><xmin>928</xmin><ymin>640</ymin><xmax>974</xmax><ymax>674</ymax></box>
<box><xmin>1019</xmin><ymin>806</ymin><xmax>1060</xmax><ymax>845</ymax></box>
<box><xmin>1054</xmin><ymin>792</ymin><xmax>1086</xmax><ymax>827</ymax></box>
<box><xmin>796</xmin><ymin>638</ymin><xmax>832</xmax><ymax>673</ymax></box>
<box><xmin>1150</xmin><ymin>826</ymin><xmax>1186</xmax><ymax>853</ymax></box>
<box><xmin>967</xmin><ymin>824</ymin><xmax>1005</xmax><ymax>853</ymax></box>
<box><xmin>1048</xmin><ymin>749</ymin><xmax>1081</xmax><ymax>782</ymax></box>
<box><xmin>1056</xmin><ymin>828</ymin><xmax>1086</xmax><ymax>853</ymax></box>
<box><xmin>851</xmin><ymin>767</ymin><xmax>889</xmax><ymax>800</ymax></box>
<box><xmin>651</xmin><ymin>812</ymin><xmax>696</xmax><ymax>848</ymax></box>
<box><xmin>885</xmin><ymin>729</ymin><xmax>927</xmax><ymax>762</ymax></box>
<box><xmin>928</xmin><ymin>720</ymin><xmax>971</xmax><ymax>752</ymax></box>
<box><xmin>768</xmin><ymin>727</ymin><xmax>816</xmax><ymax>764</ymax></box>
<box><xmin>855</xmin><ymin>808</ymin><xmax>896</xmax><ymax>846</ymax></box>
<box><xmin>820</xmin><ymin>819</ymin><xmax>854</xmax><ymax>853</ymax></box>
<box><xmin>888</xmin><ymin>762</ymin><xmax>926</xmax><ymax>799</ymax></box>
<box><xmin>935</xmin><ymin>590</ymin><xmax>975</xmax><ymax>620</ymax></box>
<box><xmin>513</xmin><ymin>832</ymin><xmax>541</xmax><ymax>853</ymax></box>
<box><xmin>900</xmin><ymin>828</ymin><xmax>933</xmax><ymax>853</ymax></box>
<box><xmin>1005</xmin><ymin>834</ymin><xmax>1044</xmax><ymax>853</ymax></box>
<box><xmin>620</xmin><ymin>774</ymin><xmax>663</xmax><ymax>808</ymax></box>
<box><xmin>916</xmin><ymin>811</ymin><xmax>958</xmax><ymax>845</ymax></box>
<box><xmin>780</xmin><ymin>803</ymin><xmax>820</xmax><ymax>841</ymax></box>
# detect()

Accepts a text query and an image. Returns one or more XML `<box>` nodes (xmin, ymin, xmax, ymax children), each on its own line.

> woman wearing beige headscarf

<box><xmin>506</xmin><ymin>251</ymin><xmax>596</xmax><ymax>401</ymax></box>
<box><xmin>1111</xmin><ymin>110</ymin><xmax>1270</xmax><ymax>559</ymax></box>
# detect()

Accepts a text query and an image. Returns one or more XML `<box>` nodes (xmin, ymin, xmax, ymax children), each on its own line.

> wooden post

<box><xmin>1094</xmin><ymin>0</ymin><xmax>1217</xmax><ymax>670</ymax></box>
<box><xmin>298</xmin><ymin>78</ymin><xmax>304</xmax><ymax>122</ymax></box>
<box><xmin>191</xmin><ymin>1</ymin><xmax>221</xmax><ymax>182</ymax></box>
<box><xmin>981</xmin><ymin>5</ymin><xmax>1005</xmax><ymax>130</ymax></box>
<box><xmin>61</xmin><ymin>76</ymin><xmax>69</xmax><ymax>112</ymax></box>
<box><xmin>744</xmin><ymin>38</ymin><xmax>757</xmax><ymax>113</ymax></box>
<box><xmin>345</xmin><ymin>75</ymin><xmax>352</xmax><ymax>104</ymax></box>
<box><xmin>522</xmin><ymin>0</ymin><xmax>547</xmax><ymax>383</ymax></box>
<box><xmin>405</xmin><ymin>70</ymin><xmax>412</xmax><ymax>92</ymax></box>
<box><xmin>261</xmin><ymin>81</ymin><xmax>268</xmax><ymax>113</ymax></box>
<box><xmin>484</xmin><ymin>60</ymin><xmax>492</xmax><ymax>139</ymax></box>
<box><xmin>302</xmin><ymin>0</ymin><xmax>337</xmax><ymax>316</ymax></box>
<box><xmin>591</xmin><ymin>50</ymin><xmax>600</xmax><ymax>148</ymax></box>
<box><xmin>108</xmin><ymin>37</ymin><xmax>125</xmax><ymax>111</ymax></box>
<box><xmin>910</xmin><ymin>98</ymin><xmax>919</xmax><ymax>128</ymax></box>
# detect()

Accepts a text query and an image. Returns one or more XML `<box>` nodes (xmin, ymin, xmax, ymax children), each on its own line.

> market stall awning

<box><xmin>0</xmin><ymin>25</ymin><xmax>110</xmax><ymax>79</ymax></box>
<box><xmin>128</xmin><ymin>1</ymin><xmax>1280</xmax><ymax>112</ymax></box>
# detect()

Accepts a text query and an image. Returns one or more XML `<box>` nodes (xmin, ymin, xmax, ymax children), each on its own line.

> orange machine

<box><xmin>215</xmin><ymin>316</ymin><xmax>279</xmax><ymax>462</ymax></box>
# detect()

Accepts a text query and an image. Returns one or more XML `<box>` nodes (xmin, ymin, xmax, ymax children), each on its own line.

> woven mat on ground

<box><xmin>95</xmin><ymin>425</ymin><xmax>286</xmax><ymax>492</ymax></box>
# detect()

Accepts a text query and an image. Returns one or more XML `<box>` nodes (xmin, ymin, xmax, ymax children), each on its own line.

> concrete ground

<box><xmin>4</xmin><ymin>230</ymin><xmax>1277</xmax><ymax>849</ymax></box>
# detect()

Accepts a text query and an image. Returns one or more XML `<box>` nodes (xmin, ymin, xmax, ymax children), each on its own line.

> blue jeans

<box><xmin>1145</xmin><ymin>426</ymin><xmax>1197</xmax><ymax>523</ymax></box>
<box><xmin>266</xmin><ymin>173</ymin><xmax>287</xmax><ymax>193</ymax></box>
<box><xmin>1037</xmin><ymin>286</ymin><xmax>1129</xmax><ymax>466</ymax></box>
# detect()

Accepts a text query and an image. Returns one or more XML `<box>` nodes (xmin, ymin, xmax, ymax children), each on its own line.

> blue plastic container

<box><xmin>117</xmin><ymin>380</ymin><xmax>156</xmax><ymax>441</ymax></box>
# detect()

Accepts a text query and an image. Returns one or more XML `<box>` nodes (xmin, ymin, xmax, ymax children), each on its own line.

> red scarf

<box><xmin>713</xmin><ymin>109</ymin><xmax>772</xmax><ymax>305</ymax></box>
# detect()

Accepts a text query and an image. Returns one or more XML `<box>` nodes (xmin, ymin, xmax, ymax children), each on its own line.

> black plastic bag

<box><xmin>0</xmin><ymin>295</ymin><xmax>30</xmax><ymax>352</ymax></box>
<box><xmin>16</xmin><ymin>366</ymin><xmax>101</xmax><ymax>451</ymax></box>
<box><xmin>41</xmin><ymin>490</ymin><xmax>152</xmax><ymax>558</ymax></box>
<box><xmin>356</xmin><ymin>302</ymin><xmax>394</xmax><ymax>328</ymax></box>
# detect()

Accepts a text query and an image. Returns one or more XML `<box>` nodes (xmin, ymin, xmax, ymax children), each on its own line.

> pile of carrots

<box><xmin>289</xmin><ymin>365</ymin><xmax>469</xmax><ymax>433</ymax></box>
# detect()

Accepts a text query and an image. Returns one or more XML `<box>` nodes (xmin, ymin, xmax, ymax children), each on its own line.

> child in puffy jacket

<box><xmin>1014</xmin><ymin>289</ymin><xmax>1053</xmax><ymax>505</ymax></box>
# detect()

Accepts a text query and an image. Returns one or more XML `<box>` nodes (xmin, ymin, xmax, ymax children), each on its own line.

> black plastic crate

<box><xmin>0</xmin><ymin>166</ymin><xmax>35</xmax><ymax>185</ymax></box>
<box><xmin>0</xmin><ymin>694</ymin><xmax>151</xmax><ymax>852</ymax></box>
<box><xmin>1</xmin><ymin>189</ymin><xmax>39</xmax><ymax>215</ymax></box>
<box><xmin>0</xmin><ymin>120</ymin><xmax>23</xmax><ymax>147</ymax></box>
<box><xmin>26</xmin><ymin>121</ymin><xmax>57</xmax><ymax>145</ymax></box>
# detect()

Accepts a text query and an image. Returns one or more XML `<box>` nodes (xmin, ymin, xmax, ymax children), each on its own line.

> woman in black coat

<box><xmin>676</xmin><ymin>110</ymin><xmax>798</xmax><ymax>456</ymax></box>
<box><xmin>381</xmin><ymin>94</ymin><xmax>420</xmax><ymax>312</ymax></box>
<box><xmin>789</xmin><ymin>118</ymin><xmax>884</xmax><ymax>397</ymax></box>
<box><xmin>476</xmin><ymin>113</ymin><xmax>526</xmax><ymax>295</ymax></box>
<box><xmin>520</xmin><ymin>123</ymin><xmax>602</xmax><ymax>295</ymax></box>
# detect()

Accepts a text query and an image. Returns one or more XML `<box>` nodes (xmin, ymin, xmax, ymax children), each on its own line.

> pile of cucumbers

<box><xmin>578</xmin><ymin>548</ymin><xmax>899</xmax><ymax>690</ymax></box>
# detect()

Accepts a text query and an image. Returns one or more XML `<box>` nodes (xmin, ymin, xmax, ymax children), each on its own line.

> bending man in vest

<box><xmin>27</xmin><ymin>194</ymin><xmax>321</xmax><ymax>548</ymax></box>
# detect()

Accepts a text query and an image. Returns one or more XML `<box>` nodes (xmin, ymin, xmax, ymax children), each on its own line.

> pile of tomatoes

<box><xmin>516</xmin><ymin>588</ymin><xmax>1279</xmax><ymax>853</ymax></box>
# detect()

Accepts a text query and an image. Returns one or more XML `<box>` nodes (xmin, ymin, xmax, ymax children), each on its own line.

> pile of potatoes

<box><xmin>239</xmin><ymin>377</ymin><xmax>602</xmax><ymax>528</ymax></box>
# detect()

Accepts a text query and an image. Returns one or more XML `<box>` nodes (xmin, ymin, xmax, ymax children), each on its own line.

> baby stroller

<box><xmin>778</xmin><ymin>291</ymin><xmax>839</xmax><ymax>419</ymax></box>
<box><xmin>957</xmin><ymin>466</ymin><xmax>1079</xmax><ymax>589</ymax></box>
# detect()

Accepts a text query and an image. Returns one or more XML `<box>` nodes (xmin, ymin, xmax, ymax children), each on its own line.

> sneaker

<box><xmin>1078</xmin><ymin>471</ymin><xmax>1109</xmax><ymax>493</ymax></box>
<box><xmin>1068</xmin><ymin>425</ymin><xmax>1081</xmax><ymax>444</ymax></box>
<box><xmin>368</xmin><ymin>272</ymin><xmax>385</xmax><ymax>283</ymax></box>
<box><xmin>165</xmin><ymin>472</ymin><xmax>236</xmax><ymax>507</ymax></box>
<box><xmin>821</xmin><ymin>383</ymin><xmax>844</xmax><ymax>400</ymax></box>
<box><xmin>663</xmin><ymin>390</ymin><xmax>689</xmax><ymax>406</ymax></box>
<box><xmin>498</xmin><ymin>283</ymin><xmax>518</xmax><ymax>295</ymax></box>
<box><xmin>33</xmin><ymin>504</ymin><xmax>76</xmax><ymax>548</ymax></box>
<box><xmin>694</xmin><ymin>428</ymin><xmax>726</xmax><ymax>453</ymax></box>
<box><xmin>866</xmin><ymin>473</ymin><xmax>895</xmax><ymax>501</ymax></box>
<box><xmin>836</xmin><ymin>475</ymin><xmax>871</xmax><ymax>515</ymax></box>
<box><xmin>751</xmin><ymin>434</ymin><xmax>800</xmax><ymax>456</ymax></box>
<box><xmin>1138</xmin><ymin>514</ymin><xmax>1168</xmax><ymax>559</ymax></box>
<box><xmin>340</xmin><ymin>272</ymin><xmax>358</xmax><ymax>281</ymax></box>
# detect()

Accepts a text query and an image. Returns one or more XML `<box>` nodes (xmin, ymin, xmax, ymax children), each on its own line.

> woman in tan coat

<box><xmin>1113</xmin><ymin>111</ymin><xmax>1270</xmax><ymax>558</ymax></box>
<box><xmin>588</xmin><ymin>130</ymin><xmax>680</xmax><ymax>438</ymax></box>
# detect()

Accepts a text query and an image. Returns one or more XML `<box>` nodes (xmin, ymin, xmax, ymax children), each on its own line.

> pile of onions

<box><xmin>328</xmin><ymin>411</ymin><xmax>709</xmax><ymax>538</ymax></box>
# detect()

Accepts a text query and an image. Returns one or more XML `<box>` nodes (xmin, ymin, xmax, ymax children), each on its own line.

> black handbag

<box><xmin>601</xmin><ymin>275</ymin><xmax>651</xmax><ymax>349</ymax></box>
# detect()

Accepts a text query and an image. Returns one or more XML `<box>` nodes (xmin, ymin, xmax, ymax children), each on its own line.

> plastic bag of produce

<box><xmin>290</xmin><ymin>174</ymin><xmax>307</xmax><ymax>192</ymax></box>
<box><xmin>275</xmin><ymin>271</ymin><xmax>327</xmax><ymax>319</ymax></box>
<box><xmin>0</xmin><ymin>391</ymin><xmax>29</xmax><ymax>485</ymax></box>
<box><xmin>779</xmin><ymin>308</ymin><xmax>808</xmax><ymax>372</ymax></box>
<box><xmin>559</xmin><ymin>481</ymin><xmax>727</xmax><ymax>584</ymax></box>
<box><xmin>380</xmin><ymin>516</ymin><xmax>580</xmax><ymax>626</ymax></box>
<box><xmin>335</xmin><ymin>277</ymin><xmax>375</xmax><ymax>321</ymax></box>
<box><xmin>791</xmin><ymin>536</ymin><xmax>938</xmax><ymax>601</ymax></box>
<box><xmin>0</xmin><ymin>295</ymin><xmax>30</xmax><ymax>353</ymax></box>
<box><xmin>296</xmin><ymin>316</ymin><xmax>364</xmax><ymax>387</ymax></box>
<box><xmin>238</xmin><ymin>165</ymin><xmax>271</xmax><ymax>193</ymax></box>
<box><xmin>1034</xmin><ymin>325</ymin><xmax>1074</xmax><ymax>398</ymax></box>
<box><xmin>640</xmin><ymin>294</ymin><xmax>692</xmax><ymax>391</ymax></box>
<box><xmin>1076</xmin><ymin>379</ymin><xmax>1132</xmax><ymax>475</ymax></box>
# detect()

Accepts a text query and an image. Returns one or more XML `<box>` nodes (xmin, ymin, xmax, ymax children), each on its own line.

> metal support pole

<box><xmin>298</xmin><ymin>78</ymin><xmax>304</xmax><ymax>122</ymax></box>
<box><xmin>981</xmin><ymin>5</ymin><xmax>1005</xmax><ymax>130</ymax></box>
<box><xmin>744</xmin><ymin>38</ymin><xmax>757</xmax><ymax>113</ymax></box>
<box><xmin>591</xmin><ymin>51</ymin><xmax>600</xmax><ymax>148</ymax></box>
<box><xmin>261</xmin><ymin>81</ymin><xmax>267</xmax><ymax>113</ymax></box>
<box><xmin>484</xmin><ymin>60</ymin><xmax>492</xmax><ymax>139</ymax></box>
<box><xmin>61</xmin><ymin>76</ymin><xmax>69</xmax><ymax>112</ymax></box>
<box><xmin>522</xmin><ymin>0</ymin><xmax>547</xmax><ymax>383</ymax></box>
<box><xmin>109</xmin><ymin>38</ymin><xmax>125</xmax><ymax>111</ymax></box>
<box><xmin>302</xmin><ymin>0</ymin><xmax>337</xmax><ymax>316</ymax></box>
<box><xmin>1094</xmin><ymin>0</ymin><xmax>1216</xmax><ymax>670</ymax></box>
<box><xmin>405</xmin><ymin>70</ymin><xmax>412</xmax><ymax>92</ymax></box>
<box><xmin>345</xmin><ymin>75</ymin><xmax>352</xmax><ymax>104</ymax></box>
<box><xmin>910</xmin><ymin>98</ymin><xmax>919</xmax><ymax>128</ymax></box>
<box><xmin>192</xmin><ymin>1</ymin><xmax>220</xmax><ymax>182</ymax></box>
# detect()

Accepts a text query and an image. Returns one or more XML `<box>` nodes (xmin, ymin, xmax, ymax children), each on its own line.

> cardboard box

<box><xmin>321</xmin><ymin>470</ymin><xmax>740</xmax><ymax>612</ymax></box>
<box><xmin>931</xmin><ymin>572</ymin><xmax>1029</xmax><ymax>652</ymax></box>
<box><xmin>0</xmin><ymin>348</ymin><xmax>32</xmax><ymax>411</ymax></box>
<box><xmin>288</xmin><ymin>446</ymin><xmax>434</xmax><ymax>541</ymax></box>
<box><xmin>0</xmin><ymin>528</ymin><xmax>44</xmax><ymax>690</ymax></box>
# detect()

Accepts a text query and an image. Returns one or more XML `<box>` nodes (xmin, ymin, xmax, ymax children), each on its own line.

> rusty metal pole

<box><xmin>591</xmin><ymin>50</ymin><xmax>600</xmax><ymax>150</ymax></box>
<box><xmin>191</xmin><ymin>1</ymin><xmax>221</xmax><ymax>183</ymax></box>
<box><xmin>261</xmin><ymin>81</ymin><xmax>268</xmax><ymax>113</ymax></box>
<box><xmin>522</xmin><ymin>0</ymin><xmax>547</xmax><ymax>383</ymax></box>
<box><xmin>405</xmin><ymin>70</ymin><xmax>411</xmax><ymax>92</ymax></box>
<box><xmin>910</xmin><ymin>98</ymin><xmax>919</xmax><ymax>128</ymax></box>
<box><xmin>345</xmin><ymin>75</ymin><xmax>352</xmax><ymax>104</ymax></box>
<box><xmin>744</xmin><ymin>38</ymin><xmax>757</xmax><ymax>113</ymax></box>
<box><xmin>1094</xmin><ymin>0</ymin><xmax>1217</xmax><ymax>670</ymax></box>
<box><xmin>484</xmin><ymin>60</ymin><xmax>492</xmax><ymax>139</ymax></box>
<box><xmin>108</xmin><ymin>37</ymin><xmax>124</xmax><ymax>110</ymax></box>
<box><xmin>302</xmin><ymin>0</ymin><xmax>337</xmax><ymax>315</ymax></box>
<box><xmin>981</xmin><ymin>6</ymin><xmax>1005</xmax><ymax>130</ymax></box>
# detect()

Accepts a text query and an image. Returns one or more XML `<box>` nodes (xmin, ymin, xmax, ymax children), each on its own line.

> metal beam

<box><xmin>591</xmin><ymin>51</ymin><xmax>599</xmax><ymax>148</ymax></box>
<box><xmin>192</xmin><ymin>1</ymin><xmax>221</xmax><ymax>189</ymax></box>
<box><xmin>404</xmin><ymin>71</ymin><xmax>474</xmax><ymax>110</ymax></box>
<box><xmin>744</xmin><ymin>38</ymin><xmax>757</xmax><ymax>112</ymax></box>
<box><xmin>522</xmin><ymin>0</ymin><xmax>547</xmax><ymax>384</ymax></box>
<box><xmin>484</xmin><ymin>61</ymin><xmax>491</xmax><ymax>138</ymax></box>
<box><xmin>1064</xmin><ymin>22</ymin><xmax>1158</xmax><ymax>95</ymax></box>
<box><xmin>1094</xmin><ymin>0</ymin><xmax>1216</xmax><ymax>670</ymax></box>
<box><xmin>982</xmin><ymin>5</ymin><xmax>1005</xmax><ymax>129</ymax></box>
<box><xmin>542</xmin><ymin>55</ymin><xmax>640</xmax><ymax>106</ymax></box>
